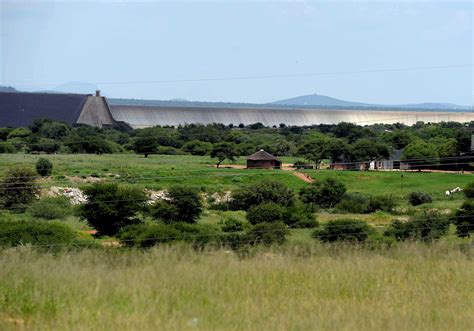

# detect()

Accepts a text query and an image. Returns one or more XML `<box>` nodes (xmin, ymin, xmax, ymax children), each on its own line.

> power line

<box><xmin>1</xmin><ymin>218</ymin><xmax>471</xmax><ymax>250</ymax></box>
<box><xmin>4</xmin><ymin>64</ymin><xmax>471</xmax><ymax>87</ymax></box>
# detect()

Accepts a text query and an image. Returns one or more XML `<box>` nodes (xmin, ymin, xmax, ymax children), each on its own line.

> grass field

<box><xmin>1</xmin><ymin>154</ymin><xmax>473</xmax><ymax>330</ymax></box>
<box><xmin>0</xmin><ymin>154</ymin><xmax>471</xmax><ymax>195</ymax></box>
<box><xmin>0</xmin><ymin>244</ymin><xmax>473</xmax><ymax>330</ymax></box>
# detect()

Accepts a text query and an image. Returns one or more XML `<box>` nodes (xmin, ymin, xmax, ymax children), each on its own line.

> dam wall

<box><xmin>110</xmin><ymin>105</ymin><xmax>474</xmax><ymax>128</ymax></box>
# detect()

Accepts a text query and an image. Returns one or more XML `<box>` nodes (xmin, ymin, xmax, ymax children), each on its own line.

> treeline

<box><xmin>0</xmin><ymin>118</ymin><xmax>473</xmax><ymax>166</ymax></box>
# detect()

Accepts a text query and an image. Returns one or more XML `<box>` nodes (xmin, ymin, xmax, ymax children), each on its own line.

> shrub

<box><xmin>219</xmin><ymin>216</ymin><xmax>249</xmax><ymax>232</ymax></box>
<box><xmin>313</xmin><ymin>219</ymin><xmax>374</xmax><ymax>243</ymax></box>
<box><xmin>79</xmin><ymin>183</ymin><xmax>147</xmax><ymax>236</ymax></box>
<box><xmin>230</xmin><ymin>179</ymin><xmax>295</xmax><ymax>210</ymax></box>
<box><xmin>150</xmin><ymin>186</ymin><xmax>202</xmax><ymax>223</ymax></box>
<box><xmin>182</xmin><ymin>140</ymin><xmax>212</xmax><ymax>156</ymax></box>
<box><xmin>172</xmin><ymin>222</ymin><xmax>223</xmax><ymax>249</ymax></box>
<box><xmin>246</xmin><ymin>202</ymin><xmax>285</xmax><ymax>225</ymax></box>
<box><xmin>408</xmin><ymin>192</ymin><xmax>432</xmax><ymax>206</ymax></box>
<box><xmin>366</xmin><ymin>195</ymin><xmax>397</xmax><ymax>213</ymax></box>
<box><xmin>29</xmin><ymin>196</ymin><xmax>72</xmax><ymax>220</ymax></box>
<box><xmin>29</xmin><ymin>138</ymin><xmax>60</xmax><ymax>154</ymax></box>
<box><xmin>0</xmin><ymin>166</ymin><xmax>39</xmax><ymax>208</ymax></box>
<box><xmin>336</xmin><ymin>192</ymin><xmax>369</xmax><ymax>214</ymax></box>
<box><xmin>36</xmin><ymin>158</ymin><xmax>53</xmax><ymax>176</ymax></box>
<box><xmin>463</xmin><ymin>182</ymin><xmax>474</xmax><ymax>199</ymax></box>
<box><xmin>454</xmin><ymin>200</ymin><xmax>474</xmax><ymax>237</ymax></box>
<box><xmin>247</xmin><ymin>222</ymin><xmax>288</xmax><ymax>245</ymax></box>
<box><xmin>0</xmin><ymin>142</ymin><xmax>15</xmax><ymax>153</ymax></box>
<box><xmin>384</xmin><ymin>212</ymin><xmax>450</xmax><ymax>241</ymax></box>
<box><xmin>118</xmin><ymin>223</ymin><xmax>181</xmax><ymax>248</ymax></box>
<box><xmin>299</xmin><ymin>178</ymin><xmax>346</xmax><ymax>209</ymax></box>
<box><xmin>283</xmin><ymin>204</ymin><xmax>319</xmax><ymax>228</ymax></box>
<box><xmin>0</xmin><ymin>220</ymin><xmax>76</xmax><ymax>250</ymax></box>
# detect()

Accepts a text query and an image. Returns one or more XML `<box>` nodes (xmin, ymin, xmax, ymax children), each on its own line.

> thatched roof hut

<box><xmin>247</xmin><ymin>150</ymin><xmax>282</xmax><ymax>169</ymax></box>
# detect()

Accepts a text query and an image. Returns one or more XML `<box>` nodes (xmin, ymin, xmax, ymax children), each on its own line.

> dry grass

<box><xmin>1</xmin><ymin>243</ymin><xmax>473</xmax><ymax>330</ymax></box>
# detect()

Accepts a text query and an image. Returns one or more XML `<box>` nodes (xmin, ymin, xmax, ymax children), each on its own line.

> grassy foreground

<box><xmin>1</xmin><ymin>244</ymin><xmax>473</xmax><ymax>330</ymax></box>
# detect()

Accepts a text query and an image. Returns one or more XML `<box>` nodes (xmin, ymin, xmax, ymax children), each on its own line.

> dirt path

<box><xmin>293</xmin><ymin>172</ymin><xmax>314</xmax><ymax>183</ymax></box>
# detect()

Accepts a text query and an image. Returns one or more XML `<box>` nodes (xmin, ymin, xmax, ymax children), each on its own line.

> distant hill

<box><xmin>109</xmin><ymin>95</ymin><xmax>472</xmax><ymax>112</ymax></box>
<box><xmin>271</xmin><ymin>93</ymin><xmax>471</xmax><ymax>110</ymax></box>
<box><xmin>0</xmin><ymin>86</ymin><xmax>17</xmax><ymax>92</ymax></box>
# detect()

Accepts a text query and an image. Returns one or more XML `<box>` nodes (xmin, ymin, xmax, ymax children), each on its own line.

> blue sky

<box><xmin>0</xmin><ymin>1</ymin><xmax>472</xmax><ymax>105</ymax></box>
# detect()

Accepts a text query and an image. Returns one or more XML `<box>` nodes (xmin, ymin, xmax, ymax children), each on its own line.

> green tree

<box><xmin>297</xmin><ymin>135</ymin><xmax>330</xmax><ymax>168</ymax></box>
<box><xmin>231</xmin><ymin>179</ymin><xmax>295</xmax><ymax>210</ymax></box>
<box><xmin>350</xmin><ymin>139</ymin><xmax>391</xmax><ymax>162</ymax></box>
<box><xmin>246</xmin><ymin>202</ymin><xmax>285</xmax><ymax>225</ymax></box>
<box><xmin>313</xmin><ymin>219</ymin><xmax>374</xmax><ymax>242</ymax></box>
<box><xmin>402</xmin><ymin>140</ymin><xmax>438</xmax><ymax>163</ymax></box>
<box><xmin>39</xmin><ymin>121</ymin><xmax>70</xmax><ymax>140</ymax></box>
<box><xmin>132</xmin><ymin>132</ymin><xmax>158</xmax><ymax>158</ymax></box>
<box><xmin>299</xmin><ymin>178</ymin><xmax>346</xmax><ymax>209</ymax></box>
<box><xmin>79</xmin><ymin>183</ymin><xmax>147</xmax><ymax>236</ymax></box>
<box><xmin>150</xmin><ymin>186</ymin><xmax>203</xmax><ymax>223</ymax></box>
<box><xmin>210</xmin><ymin>142</ymin><xmax>237</xmax><ymax>168</ymax></box>
<box><xmin>182</xmin><ymin>140</ymin><xmax>212</xmax><ymax>156</ymax></box>
<box><xmin>384</xmin><ymin>212</ymin><xmax>450</xmax><ymax>241</ymax></box>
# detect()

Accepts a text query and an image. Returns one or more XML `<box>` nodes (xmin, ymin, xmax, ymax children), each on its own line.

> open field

<box><xmin>0</xmin><ymin>244</ymin><xmax>473</xmax><ymax>330</ymax></box>
<box><xmin>0</xmin><ymin>154</ymin><xmax>471</xmax><ymax>195</ymax></box>
<box><xmin>0</xmin><ymin>155</ymin><xmax>473</xmax><ymax>330</ymax></box>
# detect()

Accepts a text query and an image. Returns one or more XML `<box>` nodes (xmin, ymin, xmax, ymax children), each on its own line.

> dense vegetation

<box><xmin>1</xmin><ymin>118</ymin><xmax>473</xmax><ymax>167</ymax></box>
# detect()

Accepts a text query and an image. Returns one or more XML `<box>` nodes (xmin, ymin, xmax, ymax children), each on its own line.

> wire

<box><xmin>0</xmin><ymin>153</ymin><xmax>473</xmax><ymax>182</ymax></box>
<box><xmin>4</xmin><ymin>64</ymin><xmax>471</xmax><ymax>88</ymax></box>
<box><xmin>1</xmin><ymin>218</ymin><xmax>471</xmax><ymax>250</ymax></box>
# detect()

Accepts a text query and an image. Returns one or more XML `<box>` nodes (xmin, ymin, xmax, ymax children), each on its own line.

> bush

<box><xmin>0</xmin><ymin>142</ymin><xmax>15</xmax><ymax>153</ymax></box>
<box><xmin>172</xmin><ymin>222</ymin><xmax>223</xmax><ymax>249</ymax></box>
<box><xmin>454</xmin><ymin>200</ymin><xmax>474</xmax><ymax>237</ymax></box>
<box><xmin>118</xmin><ymin>223</ymin><xmax>181</xmax><ymax>248</ymax></box>
<box><xmin>463</xmin><ymin>182</ymin><xmax>474</xmax><ymax>199</ymax></box>
<box><xmin>0</xmin><ymin>220</ymin><xmax>76</xmax><ymax>250</ymax></box>
<box><xmin>230</xmin><ymin>179</ymin><xmax>295</xmax><ymax>210</ymax></box>
<box><xmin>282</xmin><ymin>204</ymin><xmax>319</xmax><ymax>228</ymax></box>
<box><xmin>150</xmin><ymin>186</ymin><xmax>202</xmax><ymax>223</ymax></box>
<box><xmin>246</xmin><ymin>202</ymin><xmax>285</xmax><ymax>225</ymax></box>
<box><xmin>219</xmin><ymin>216</ymin><xmax>249</xmax><ymax>232</ymax></box>
<box><xmin>36</xmin><ymin>158</ymin><xmax>53</xmax><ymax>176</ymax></box>
<box><xmin>299</xmin><ymin>178</ymin><xmax>346</xmax><ymax>209</ymax></box>
<box><xmin>408</xmin><ymin>192</ymin><xmax>432</xmax><ymax>206</ymax></box>
<box><xmin>313</xmin><ymin>219</ymin><xmax>374</xmax><ymax>243</ymax></box>
<box><xmin>0</xmin><ymin>166</ymin><xmax>39</xmax><ymax>209</ymax></box>
<box><xmin>182</xmin><ymin>140</ymin><xmax>212</xmax><ymax>156</ymax></box>
<box><xmin>384</xmin><ymin>212</ymin><xmax>450</xmax><ymax>241</ymax></box>
<box><xmin>247</xmin><ymin>222</ymin><xmax>288</xmax><ymax>245</ymax></box>
<box><xmin>29</xmin><ymin>196</ymin><xmax>72</xmax><ymax>220</ymax></box>
<box><xmin>366</xmin><ymin>195</ymin><xmax>397</xmax><ymax>213</ymax></box>
<box><xmin>336</xmin><ymin>193</ymin><xmax>369</xmax><ymax>214</ymax></box>
<box><xmin>79</xmin><ymin>182</ymin><xmax>147</xmax><ymax>236</ymax></box>
<box><xmin>29</xmin><ymin>138</ymin><xmax>60</xmax><ymax>154</ymax></box>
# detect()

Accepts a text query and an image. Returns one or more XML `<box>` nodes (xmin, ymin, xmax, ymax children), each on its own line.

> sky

<box><xmin>0</xmin><ymin>0</ymin><xmax>472</xmax><ymax>105</ymax></box>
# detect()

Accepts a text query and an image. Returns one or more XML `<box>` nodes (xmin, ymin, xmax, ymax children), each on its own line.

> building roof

<box><xmin>0</xmin><ymin>92</ymin><xmax>89</xmax><ymax>127</ymax></box>
<box><xmin>247</xmin><ymin>150</ymin><xmax>281</xmax><ymax>161</ymax></box>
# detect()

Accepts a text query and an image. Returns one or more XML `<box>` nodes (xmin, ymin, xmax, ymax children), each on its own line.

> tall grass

<box><xmin>1</xmin><ymin>243</ymin><xmax>473</xmax><ymax>330</ymax></box>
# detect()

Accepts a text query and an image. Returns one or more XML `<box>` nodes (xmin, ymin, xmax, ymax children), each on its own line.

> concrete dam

<box><xmin>109</xmin><ymin>105</ymin><xmax>474</xmax><ymax>128</ymax></box>
<box><xmin>1</xmin><ymin>91</ymin><xmax>473</xmax><ymax>128</ymax></box>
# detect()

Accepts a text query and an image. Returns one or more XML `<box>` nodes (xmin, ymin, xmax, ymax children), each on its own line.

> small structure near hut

<box><xmin>247</xmin><ymin>150</ymin><xmax>282</xmax><ymax>169</ymax></box>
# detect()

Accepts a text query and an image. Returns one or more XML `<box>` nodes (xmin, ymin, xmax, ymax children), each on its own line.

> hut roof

<box><xmin>247</xmin><ymin>150</ymin><xmax>280</xmax><ymax>161</ymax></box>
